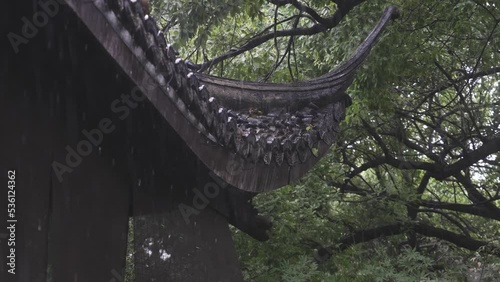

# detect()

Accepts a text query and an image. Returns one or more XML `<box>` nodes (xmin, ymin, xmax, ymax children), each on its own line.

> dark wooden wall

<box><xmin>1</xmin><ymin>2</ymin><xmax>243</xmax><ymax>281</ymax></box>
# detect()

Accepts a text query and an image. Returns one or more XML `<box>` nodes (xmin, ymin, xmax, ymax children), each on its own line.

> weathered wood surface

<box><xmin>0</xmin><ymin>96</ymin><xmax>52</xmax><ymax>282</ymax></box>
<box><xmin>1</xmin><ymin>4</ymin><xmax>54</xmax><ymax>281</ymax></box>
<box><xmin>2</xmin><ymin>3</ymin><xmax>131</xmax><ymax>281</ymax></box>
<box><xmin>1</xmin><ymin>2</ymin><xmax>259</xmax><ymax>281</ymax></box>
<box><xmin>0</xmin><ymin>98</ymin><xmax>131</xmax><ymax>282</ymax></box>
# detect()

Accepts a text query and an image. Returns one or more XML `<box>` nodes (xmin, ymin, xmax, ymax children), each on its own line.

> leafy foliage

<box><xmin>152</xmin><ymin>0</ymin><xmax>500</xmax><ymax>280</ymax></box>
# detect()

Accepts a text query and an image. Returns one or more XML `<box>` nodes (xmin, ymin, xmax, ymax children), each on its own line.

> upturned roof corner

<box><xmin>63</xmin><ymin>0</ymin><xmax>398</xmax><ymax>192</ymax></box>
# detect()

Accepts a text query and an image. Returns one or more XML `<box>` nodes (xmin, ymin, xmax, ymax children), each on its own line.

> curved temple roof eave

<box><xmin>196</xmin><ymin>6</ymin><xmax>400</xmax><ymax>112</ymax></box>
<box><xmin>63</xmin><ymin>0</ymin><xmax>397</xmax><ymax>192</ymax></box>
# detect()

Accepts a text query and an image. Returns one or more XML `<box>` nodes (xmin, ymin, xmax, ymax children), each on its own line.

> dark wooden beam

<box><xmin>0</xmin><ymin>96</ymin><xmax>52</xmax><ymax>282</ymax></box>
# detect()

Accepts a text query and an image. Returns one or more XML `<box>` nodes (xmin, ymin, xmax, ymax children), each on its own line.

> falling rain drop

<box><xmin>159</xmin><ymin>249</ymin><xmax>171</xmax><ymax>261</ymax></box>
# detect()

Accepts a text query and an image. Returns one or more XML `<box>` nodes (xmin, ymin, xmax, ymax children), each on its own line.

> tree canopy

<box><xmin>151</xmin><ymin>0</ymin><xmax>500</xmax><ymax>280</ymax></box>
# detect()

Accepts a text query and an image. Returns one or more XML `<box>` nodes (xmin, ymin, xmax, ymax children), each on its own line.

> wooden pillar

<box><xmin>133</xmin><ymin>208</ymin><xmax>244</xmax><ymax>281</ymax></box>
<box><xmin>1</xmin><ymin>2</ymin><xmax>246</xmax><ymax>282</ymax></box>
<box><xmin>49</xmin><ymin>149</ymin><xmax>130</xmax><ymax>282</ymax></box>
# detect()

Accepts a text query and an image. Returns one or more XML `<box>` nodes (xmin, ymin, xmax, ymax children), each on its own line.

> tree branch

<box><xmin>441</xmin><ymin>137</ymin><xmax>500</xmax><ymax>180</ymax></box>
<box><xmin>198</xmin><ymin>0</ymin><xmax>368</xmax><ymax>72</ymax></box>
<box><xmin>413</xmin><ymin>223</ymin><xmax>500</xmax><ymax>257</ymax></box>
<box><xmin>317</xmin><ymin>222</ymin><xmax>500</xmax><ymax>262</ymax></box>
<box><xmin>419</xmin><ymin>200</ymin><xmax>500</xmax><ymax>221</ymax></box>
<box><xmin>453</xmin><ymin>172</ymin><xmax>500</xmax><ymax>215</ymax></box>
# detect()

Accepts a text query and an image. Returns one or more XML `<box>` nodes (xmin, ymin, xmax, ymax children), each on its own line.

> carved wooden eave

<box><xmin>64</xmin><ymin>0</ymin><xmax>398</xmax><ymax>192</ymax></box>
